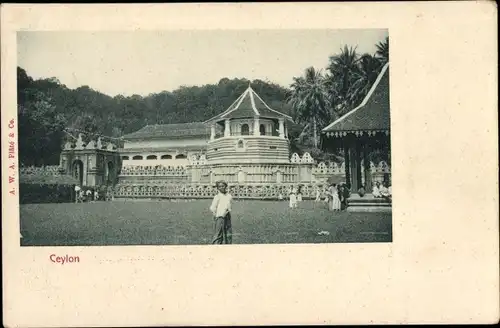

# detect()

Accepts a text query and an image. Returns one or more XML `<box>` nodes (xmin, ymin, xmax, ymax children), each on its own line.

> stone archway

<box><xmin>72</xmin><ymin>160</ymin><xmax>84</xmax><ymax>186</ymax></box>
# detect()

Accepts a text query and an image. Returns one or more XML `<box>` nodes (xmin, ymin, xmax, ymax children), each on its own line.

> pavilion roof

<box><xmin>323</xmin><ymin>63</ymin><xmax>390</xmax><ymax>134</ymax></box>
<box><xmin>121</xmin><ymin>122</ymin><xmax>221</xmax><ymax>140</ymax></box>
<box><xmin>205</xmin><ymin>85</ymin><xmax>292</xmax><ymax>123</ymax></box>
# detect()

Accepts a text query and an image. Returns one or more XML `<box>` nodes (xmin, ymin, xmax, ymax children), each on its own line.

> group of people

<box><xmin>287</xmin><ymin>185</ymin><xmax>304</xmax><ymax>208</ymax></box>
<box><xmin>372</xmin><ymin>181</ymin><xmax>392</xmax><ymax>200</ymax></box>
<box><xmin>74</xmin><ymin>185</ymin><xmax>113</xmax><ymax>203</ymax></box>
<box><xmin>207</xmin><ymin>179</ymin><xmax>391</xmax><ymax>245</ymax></box>
<box><xmin>317</xmin><ymin>183</ymin><xmax>350</xmax><ymax>211</ymax></box>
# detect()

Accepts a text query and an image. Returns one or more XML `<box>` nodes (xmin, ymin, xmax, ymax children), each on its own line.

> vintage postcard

<box><xmin>2</xmin><ymin>2</ymin><xmax>498</xmax><ymax>327</ymax></box>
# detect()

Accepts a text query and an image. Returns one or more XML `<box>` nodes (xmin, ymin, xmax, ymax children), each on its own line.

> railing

<box><xmin>114</xmin><ymin>182</ymin><xmax>331</xmax><ymax>200</ymax></box>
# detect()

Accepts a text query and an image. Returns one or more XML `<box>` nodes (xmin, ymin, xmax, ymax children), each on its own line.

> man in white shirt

<box><xmin>74</xmin><ymin>185</ymin><xmax>81</xmax><ymax>203</ymax></box>
<box><xmin>210</xmin><ymin>181</ymin><xmax>233</xmax><ymax>244</ymax></box>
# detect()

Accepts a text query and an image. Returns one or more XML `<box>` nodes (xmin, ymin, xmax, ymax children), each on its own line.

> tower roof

<box><xmin>205</xmin><ymin>85</ymin><xmax>292</xmax><ymax>123</ymax></box>
<box><xmin>323</xmin><ymin>62</ymin><xmax>390</xmax><ymax>134</ymax></box>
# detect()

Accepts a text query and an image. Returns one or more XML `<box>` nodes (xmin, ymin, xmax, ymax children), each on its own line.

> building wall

<box><xmin>122</xmin><ymin>158</ymin><xmax>189</xmax><ymax>167</ymax></box>
<box><xmin>206</xmin><ymin>136</ymin><xmax>290</xmax><ymax>164</ymax></box>
<box><xmin>123</xmin><ymin>137</ymin><xmax>208</xmax><ymax>149</ymax></box>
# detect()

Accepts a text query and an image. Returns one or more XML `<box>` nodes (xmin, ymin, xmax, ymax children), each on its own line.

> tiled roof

<box><xmin>205</xmin><ymin>86</ymin><xmax>292</xmax><ymax>123</ymax></box>
<box><xmin>122</xmin><ymin>122</ymin><xmax>221</xmax><ymax>140</ymax></box>
<box><xmin>323</xmin><ymin>63</ymin><xmax>390</xmax><ymax>133</ymax></box>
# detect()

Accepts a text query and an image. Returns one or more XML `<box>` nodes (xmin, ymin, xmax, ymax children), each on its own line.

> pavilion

<box><xmin>322</xmin><ymin>62</ymin><xmax>391</xmax><ymax>193</ymax></box>
<box><xmin>204</xmin><ymin>85</ymin><xmax>294</xmax><ymax>164</ymax></box>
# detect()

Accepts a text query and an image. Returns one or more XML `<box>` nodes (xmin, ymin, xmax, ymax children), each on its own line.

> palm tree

<box><xmin>326</xmin><ymin>45</ymin><xmax>360</xmax><ymax>115</ymax></box>
<box><xmin>375</xmin><ymin>36</ymin><xmax>389</xmax><ymax>64</ymax></box>
<box><xmin>348</xmin><ymin>53</ymin><xmax>383</xmax><ymax>107</ymax></box>
<box><xmin>288</xmin><ymin>67</ymin><xmax>330</xmax><ymax>148</ymax></box>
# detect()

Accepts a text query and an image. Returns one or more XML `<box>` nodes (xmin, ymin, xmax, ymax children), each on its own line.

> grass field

<box><xmin>20</xmin><ymin>200</ymin><xmax>392</xmax><ymax>246</ymax></box>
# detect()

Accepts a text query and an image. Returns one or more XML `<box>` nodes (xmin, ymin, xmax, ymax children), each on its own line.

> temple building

<box><xmin>119</xmin><ymin>122</ymin><xmax>220</xmax><ymax>167</ymax></box>
<box><xmin>322</xmin><ymin>62</ymin><xmax>391</xmax><ymax>192</ymax></box>
<box><xmin>48</xmin><ymin>80</ymin><xmax>390</xmax><ymax>205</ymax></box>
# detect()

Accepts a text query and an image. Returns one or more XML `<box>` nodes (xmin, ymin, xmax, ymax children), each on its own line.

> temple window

<box><xmin>132</xmin><ymin>155</ymin><xmax>143</xmax><ymax>160</ymax></box>
<box><xmin>161</xmin><ymin>155</ymin><xmax>172</xmax><ymax>159</ymax></box>
<box><xmin>260</xmin><ymin>124</ymin><xmax>266</xmax><ymax>136</ymax></box>
<box><xmin>122</xmin><ymin>156</ymin><xmax>129</xmax><ymax>160</ymax></box>
<box><xmin>146</xmin><ymin>155</ymin><xmax>157</xmax><ymax>160</ymax></box>
<box><xmin>241</xmin><ymin>124</ymin><xmax>249</xmax><ymax>136</ymax></box>
<box><xmin>237</xmin><ymin>140</ymin><xmax>244</xmax><ymax>148</ymax></box>
<box><xmin>175</xmin><ymin>154</ymin><xmax>187</xmax><ymax>159</ymax></box>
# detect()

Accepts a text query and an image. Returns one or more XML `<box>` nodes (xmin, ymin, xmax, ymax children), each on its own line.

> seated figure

<box><xmin>372</xmin><ymin>182</ymin><xmax>382</xmax><ymax>198</ymax></box>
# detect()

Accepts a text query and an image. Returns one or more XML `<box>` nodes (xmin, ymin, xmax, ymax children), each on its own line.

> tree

<box><xmin>288</xmin><ymin>67</ymin><xmax>331</xmax><ymax>149</ymax></box>
<box><xmin>326</xmin><ymin>45</ymin><xmax>360</xmax><ymax>115</ymax></box>
<box><xmin>375</xmin><ymin>36</ymin><xmax>389</xmax><ymax>64</ymax></box>
<box><xmin>349</xmin><ymin>54</ymin><xmax>383</xmax><ymax>107</ymax></box>
<box><xmin>18</xmin><ymin>91</ymin><xmax>66</xmax><ymax>166</ymax></box>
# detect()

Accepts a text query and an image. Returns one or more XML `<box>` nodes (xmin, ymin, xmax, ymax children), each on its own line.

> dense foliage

<box><xmin>288</xmin><ymin>37</ymin><xmax>389</xmax><ymax>149</ymax></box>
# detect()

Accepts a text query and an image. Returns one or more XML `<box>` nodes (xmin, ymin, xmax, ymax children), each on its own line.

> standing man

<box><xmin>74</xmin><ymin>184</ymin><xmax>81</xmax><ymax>203</ymax></box>
<box><xmin>210</xmin><ymin>181</ymin><xmax>233</xmax><ymax>244</ymax></box>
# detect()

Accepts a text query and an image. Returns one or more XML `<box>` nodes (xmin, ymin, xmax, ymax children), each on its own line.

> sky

<box><xmin>17</xmin><ymin>29</ymin><xmax>388</xmax><ymax>97</ymax></box>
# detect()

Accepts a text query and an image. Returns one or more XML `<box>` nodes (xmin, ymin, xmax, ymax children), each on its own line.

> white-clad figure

<box><xmin>315</xmin><ymin>186</ymin><xmax>321</xmax><ymax>202</ymax></box>
<box><xmin>289</xmin><ymin>186</ymin><xmax>298</xmax><ymax>208</ymax></box>
<box><xmin>74</xmin><ymin>185</ymin><xmax>81</xmax><ymax>203</ymax></box>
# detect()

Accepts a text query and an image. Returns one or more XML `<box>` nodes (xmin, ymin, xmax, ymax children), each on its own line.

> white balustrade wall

<box><xmin>113</xmin><ymin>152</ymin><xmax>391</xmax><ymax>199</ymax></box>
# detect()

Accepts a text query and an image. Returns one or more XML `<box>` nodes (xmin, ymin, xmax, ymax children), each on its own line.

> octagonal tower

<box><xmin>204</xmin><ymin>85</ymin><xmax>293</xmax><ymax>164</ymax></box>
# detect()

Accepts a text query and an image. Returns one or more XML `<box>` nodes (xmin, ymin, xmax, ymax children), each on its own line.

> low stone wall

<box><xmin>114</xmin><ymin>182</ymin><xmax>331</xmax><ymax>200</ymax></box>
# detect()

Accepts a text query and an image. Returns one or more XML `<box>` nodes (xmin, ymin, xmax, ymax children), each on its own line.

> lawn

<box><xmin>20</xmin><ymin>200</ymin><xmax>392</xmax><ymax>246</ymax></box>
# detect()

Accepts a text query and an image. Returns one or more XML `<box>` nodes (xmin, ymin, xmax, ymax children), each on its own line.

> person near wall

<box><xmin>74</xmin><ymin>185</ymin><xmax>81</xmax><ymax>203</ymax></box>
<box><xmin>289</xmin><ymin>186</ymin><xmax>298</xmax><ymax>208</ymax></box>
<box><xmin>329</xmin><ymin>183</ymin><xmax>341</xmax><ymax>211</ymax></box>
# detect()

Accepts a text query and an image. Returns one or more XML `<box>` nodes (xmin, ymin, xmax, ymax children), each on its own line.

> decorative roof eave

<box><xmin>118</xmin><ymin>145</ymin><xmax>207</xmax><ymax>153</ymax></box>
<box><xmin>204</xmin><ymin>85</ymin><xmax>293</xmax><ymax>124</ymax></box>
<box><xmin>322</xmin><ymin>62</ymin><xmax>390</xmax><ymax>133</ymax></box>
<box><xmin>324</xmin><ymin>129</ymin><xmax>390</xmax><ymax>138</ymax></box>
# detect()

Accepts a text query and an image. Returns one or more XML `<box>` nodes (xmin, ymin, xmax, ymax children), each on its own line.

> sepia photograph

<box><xmin>17</xmin><ymin>29</ymin><xmax>392</xmax><ymax>246</ymax></box>
<box><xmin>3</xmin><ymin>3</ymin><xmax>498</xmax><ymax>327</ymax></box>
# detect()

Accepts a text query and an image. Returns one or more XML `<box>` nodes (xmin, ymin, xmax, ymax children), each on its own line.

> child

<box><xmin>289</xmin><ymin>186</ymin><xmax>298</xmax><ymax>208</ymax></box>
<box><xmin>85</xmin><ymin>189</ymin><xmax>92</xmax><ymax>202</ymax></box>
<box><xmin>297</xmin><ymin>185</ymin><xmax>303</xmax><ymax>202</ymax></box>
<box><xmin>315</xmin><ymin>185</ymin><xmax>321</xmax><ymax>202</ymax></box>
<box><xmin>210</xmin><ymin>181</ymin><xmax>233</xmax><ymax>244</ymax></box>
<box><xmin>94</xmin><ymin>189</ymin><xmax>99</xmax><ymax>201</ymax></box>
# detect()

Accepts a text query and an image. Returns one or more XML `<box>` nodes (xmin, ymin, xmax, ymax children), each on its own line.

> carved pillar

<box><xmin>344</xmin><ymin>141</ymin><xmax>351</xmax><ymax>189</ymax></box>
<box><xmin>276</xmin><ymin>170</ymin><xmax>282</xmax><ymax>183</ymax></box>
<box><xmin>363</xmin><ymin>139</ymin><xmax>372</xmax><ymax>192</ymax></box>
<box><xmin>278</xmin><ymin>118</ymin><xmax>285</xmax><ymax>138</ymax></box>
<box><xmin>210</xmin><ymin>124</ymin><xmax>215</xmax><ymax>141</ymax></box>
<box><xmin>253</xmin><ymin>117</ymin><xmax>260</xmax><ymax>136</ymax></box>
<box><xmin>355</xmin><ymin>139</ymin><xmax>362</xmax><ymax>190</ymax></box>
<box><xmin>224</xmin><ymin>119</ymin><xmax>231</xmax><ymax>137</ymax></box>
